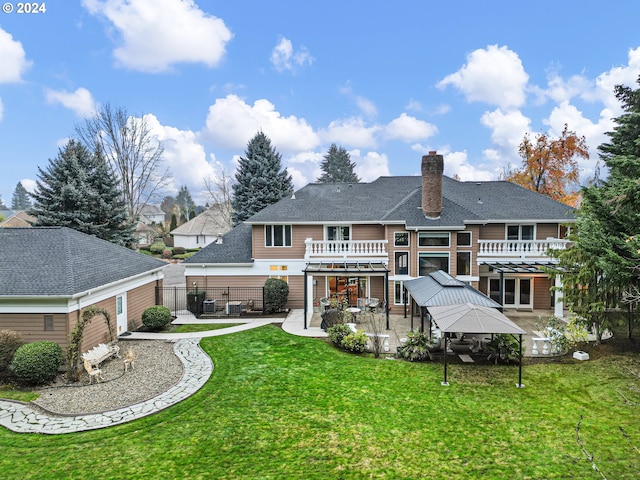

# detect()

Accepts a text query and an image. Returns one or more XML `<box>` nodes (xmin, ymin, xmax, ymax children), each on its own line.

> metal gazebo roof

<box><xmin>428</xmin><ymin>303</ymin><xmax>525</xmax><ymax>335</ymax></box>
<box><xmin>403</xmin><ymin>270</ymin><xmax>501</xmax><ymax>308</ymax></box>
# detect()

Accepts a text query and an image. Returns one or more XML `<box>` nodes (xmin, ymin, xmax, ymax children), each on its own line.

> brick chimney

<box><xmin>421</xmin><ymin>151</ymin><xmax>444</xmax><ymax>219</ymax></box>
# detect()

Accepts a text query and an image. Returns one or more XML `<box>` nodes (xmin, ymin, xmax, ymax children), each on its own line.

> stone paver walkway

<box><xmin>0</xmin><ymin>338</ymin><xmax>211</xmax><ymax>434</ymax></box>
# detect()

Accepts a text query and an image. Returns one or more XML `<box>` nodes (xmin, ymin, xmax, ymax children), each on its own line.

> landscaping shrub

<box><xmin>320</xmin><ymin>308</ymin><xmax>344</xmax><ymax>330</ymax></box>
<box><xmin>327</xmin><ymin>323</ymin><xmax>353</xmax><ymax>347</ymax></box>
<box><xmin>10</xmin><ymin>341</ymin><xmax>63</xmax><ymax>386</ymax></box>
<box><xmin>397</xmin><ymin>331</ymin><xmax>433</xmax><ymax>361</ymax></box>
<box><xmin>162</xmin><ymin>249</ymin><xmax>173</xmax><ymax>259</ymax></box>
<box><xmin>141</xmin><ymin>305</ymin><xmax>173</xmax><ymax>330</ymax></box>
<box><xmin>173</xmin><ymin>246</ymin><xmax>186</xmax><ymax>255</ymax></box>
<box><xmin>149</xmin><ymin>242</ymin><xmax>166</xmax><ymax>254</ymax></box>
<box><xmin>264</xmin><ymin>278</ymin><xmax>289</xmax><ymax>313</ymax></box>
<box><xmin>187</xmin><ymin>290</ymin><xmax>206</xmax><ymax>315</ymax></box>
<box><xmin>341</xmin><ymin>331</ymin><xmax>369</xmax><ymax>353</ymax></box>
<box><xmin>0</xmin><ymin>329</ymin><xmax>24</xmax><ymax>379</ymax></box>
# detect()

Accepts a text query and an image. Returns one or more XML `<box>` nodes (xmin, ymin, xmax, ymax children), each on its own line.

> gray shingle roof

<box><xmin>246</xmin><ymin>176</ymin><xmax>575</xmax><ymax>225</ymax></box>
<box><xmin>183</xmin><ymin>223</ymin><xmax>253</xmax><ymax>264</ymax></box>
<box><xmin>0</xmin><ymin>227</ymin><xmax>167</xmax><ymax>297</ymax></box>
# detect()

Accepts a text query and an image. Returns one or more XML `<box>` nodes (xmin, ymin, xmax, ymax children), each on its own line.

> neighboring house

<box><xmin>134</xmin><ymin>221</ymin><xmax>158</xmax><ymax>247</ymax></box>
<box><xmin>171</xmin><ymin>205</ymin><xmax>232</xmax><ymax>250</ymax></box>
<box><xmin>0</xmin><ymin>210</ymin><xmax>35</xmax><ymax>228</ymax></box>
<box><xmin>139</xmin><ymin>204</ymin><xmax>166</xmax><ymax>225</ymax></box>
<box><xmin>184</xmin><ymin>152</ymin><xmax>574</xmax><ymax>320</ymax></box>
<box><xmin>0</xmin><ymin>227</ymin><xmax>167</xmax><ymax>351</ymax></box>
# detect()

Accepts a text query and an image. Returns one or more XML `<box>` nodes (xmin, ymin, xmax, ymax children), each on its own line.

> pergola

<box><xmin>303</xmin><ymin>261</ymin><xmax>389</xmax><ymax>329</ymax></box>
<box><xmin>428</xmin><ymin>303</ymin><xmax>527</xmax><ymax>388</ymax></box>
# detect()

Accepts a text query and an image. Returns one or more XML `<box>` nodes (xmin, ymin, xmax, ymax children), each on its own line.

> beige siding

<box><xmin>534</xmin><ymin>277</ymin><xmax>552</xmax><ymax>310</ymax></box>
<box><xmin>252</xmin><ymin>224</ymin><xmax>322</xmax><ymax>260</ymax></box>
<box><xmin>352</xmin><ymin>224</ymin><xmax>385</xmax><ymax>241</ymax></box>
<box><xmin>479</xmin><ymin>224</ymin><xmax>506</xmax><ymax>240</ymax></box>
<box><xmin>536</xmin><ymin>223</ymin><xmax>560</xmax><ymax>239</ymax></box>
<box><xmin>73</xmin><ymin>298</ymin><xmax>117</xmax><ymax>352</ymax></box>
<box><xmin>0</xmin><ymin>313</ymin><xmax>68</xmax><ymax>347</ymax></box>
<box><xmin>127</xmin><ymin>282</ymin><xmax>159</xmax><ymax>329</ymax></box>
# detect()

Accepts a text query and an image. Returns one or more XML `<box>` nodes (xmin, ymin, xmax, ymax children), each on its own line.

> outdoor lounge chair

<box><xmin>367</xmin><ymin>298</ymin><xmax>379</xmax><ymax>312</ymax></box>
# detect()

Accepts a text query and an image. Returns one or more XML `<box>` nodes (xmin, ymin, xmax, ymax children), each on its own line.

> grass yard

<box><xmin>1</xmin><ymin>325</ymin><xmax>639</xmax><ymax>479</ymax></box>
<box><xmin>167</xmin><ymin>323</ymin><xmax>242</xmax><ymax>333</ymax></box>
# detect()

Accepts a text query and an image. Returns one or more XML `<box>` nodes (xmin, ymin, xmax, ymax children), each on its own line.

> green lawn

<box><xmin>1</xmin><ymin>325</ymin><xmax>639</xmax><ymax>479</ymax></box>
<box><xmin>167</xmin><ymin>323</ymin><xmax>242</xmax><ymax>333</ymax></box>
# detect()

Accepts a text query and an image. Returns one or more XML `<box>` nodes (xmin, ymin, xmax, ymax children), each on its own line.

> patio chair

<box><xmin>367</xmin><ymin>297</ymin><xmax>379</xmax><ymax>312</ymax></box>
<box><xmin>84</xmin><ymin>359</ymin><xmax>104</xmax><ymax>384</ymax></box>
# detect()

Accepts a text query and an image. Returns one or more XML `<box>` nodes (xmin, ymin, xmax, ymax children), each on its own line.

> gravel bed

<box><xmin>32</xmin><ymin>340</ymin><xmax>184</xmax><ymax>415</ymax></box>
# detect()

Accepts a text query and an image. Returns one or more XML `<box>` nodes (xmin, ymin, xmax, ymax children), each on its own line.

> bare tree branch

<box><xmin>575</xmin><ymin>415</ymin><xmax>607</xmax><ymax>479</ymax></box>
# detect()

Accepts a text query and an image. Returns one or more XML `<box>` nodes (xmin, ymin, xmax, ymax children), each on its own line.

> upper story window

<box><xmin>418</xmin><ymin>252</ymin><xmax>449</xmax><ymax>276</ymax></box>
<box><xmin>326</xmin><ymin>226</ymin><xmax>350</xmax><ymax>241</ymax></box>
<box><xmin>394</xmin><ymin>251</ymin><xmax>409</xmax><ymax>275</ymax></box>
<box><xmin>457</xmin><ymin>232</ymin><xmax>472</xmax><ymax>247</ymax></box>
<box><xmin>394</xmin><ymin>232</ymin><xmax>409</xmax><ymax>247</ymax></box>
<box><xmin>418</xmin><ymin>232</ymin><xmax>450</xmax><ymax>247</ymax></box>
<box><xmin>265</xmin><ymin>225</ymin><xmax>292</xmax><ymax>247</ymax></box>
<box><xmin>507</xmin><ymin>225</ymin><xmax>534</xmax><ymax>241</ymax></box>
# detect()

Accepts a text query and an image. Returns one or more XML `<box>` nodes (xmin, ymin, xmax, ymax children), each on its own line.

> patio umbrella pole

<box><xmin>442</xmin><ymin>334</ymin><xmax>449</xmax><ymax>386</ymax></box>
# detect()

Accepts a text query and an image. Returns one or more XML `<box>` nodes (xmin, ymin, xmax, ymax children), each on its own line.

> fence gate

<box><xmin>156</xmin><ymin>286</ymin><xmax>265</xmax><ymax>317</ymax></box>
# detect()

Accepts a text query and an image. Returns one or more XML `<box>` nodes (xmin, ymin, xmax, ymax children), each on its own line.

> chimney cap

<box><xmin>428</xmin><ymin>150</ymin><xmax>437</xmax><ymax>155</ymax></box>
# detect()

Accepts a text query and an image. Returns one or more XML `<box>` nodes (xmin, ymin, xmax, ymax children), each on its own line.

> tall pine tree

<box><xmin>29</xmin><ymin>140</ymin><xmax>135</xmax><ymax>246</ymax></box>
<box><xmin>232</xmin><ymin>131</ymin><xmax>293</xmax><ymax>224</ymax></box>
<box><xmin>11</xmin><ymin>182</ymin><xmax>32</xmax><ymax>210</ymax></box>
<box><xmin>317</xmin><ymin>144</ymin><xmax>360</xmax><ymax>183</ymax></box>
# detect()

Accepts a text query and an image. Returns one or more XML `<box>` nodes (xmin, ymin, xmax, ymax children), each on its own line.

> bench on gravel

<box><xmin>82</xmin><ymin>342</ymin><xmax>120</xmax><ymax>367</ymax></box>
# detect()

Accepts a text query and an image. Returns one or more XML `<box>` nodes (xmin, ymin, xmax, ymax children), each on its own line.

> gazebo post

<box><xmin>442</xmin><ymin>333</ymin><xmax>450</xmax><ymax>386</ymax></box>
<box><xmin>303</xmin><ymin>270</ymin><xmax>308</xmax><ymax>329</ymax></box>
<box><xmin>516</xmin><ymin>334</ymin><xmax>524</xmax><ymax>388</ymax></box>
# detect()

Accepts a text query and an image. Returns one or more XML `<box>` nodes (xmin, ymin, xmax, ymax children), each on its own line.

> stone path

<box><xmin>0</xmin><ymin>338</ymin><xmax>211</xmax><ymax>434</ymax></box>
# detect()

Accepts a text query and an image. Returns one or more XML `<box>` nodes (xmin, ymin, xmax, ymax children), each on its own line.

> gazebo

<box><xmin>428</xmin><ymin>303</ymin><xmax>527</xmax><ymax>388</ymax></box>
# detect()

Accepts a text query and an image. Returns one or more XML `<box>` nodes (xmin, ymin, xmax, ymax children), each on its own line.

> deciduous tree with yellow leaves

<box><xmin>506</xmin><ymin>124</ymin><xmax>588</xmax><ymax>206</ymax></box>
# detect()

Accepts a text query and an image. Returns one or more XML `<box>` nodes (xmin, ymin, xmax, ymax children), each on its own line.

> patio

<box><xmin>307</xmin><ymin>308</ymin><xmax>557</xmax><ymax>359</ymax></box>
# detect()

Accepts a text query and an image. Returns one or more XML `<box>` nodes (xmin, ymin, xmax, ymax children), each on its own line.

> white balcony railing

<box><xmin>477</xmin><ymin>239</ymin><xmax>570</xmax><ymax>259</ymax></box>
<box><xmin>304</xmin><ymin>238</ymin><xmax>388</xmax><ymax>259</ymax></box>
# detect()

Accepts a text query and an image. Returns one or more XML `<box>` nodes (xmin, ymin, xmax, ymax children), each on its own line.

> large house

<box><xmin>171</xmin><ymin>205</ymin><xmax>232</xmax><ymax>249</ymax></box>
<box><xmin>184</xmin><ymin>152</ymin><xmax>574</xmax><ymax>322</ymax></box>
<box><xmin>0</xmin><ymin>227</ymin><xmax>167</xmax><ymax>350</ymax></box>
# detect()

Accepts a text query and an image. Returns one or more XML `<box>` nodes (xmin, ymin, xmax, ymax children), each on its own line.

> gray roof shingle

<box><xmin>184</xmin><ymin>223</ymin><xmax>253</xmax><ymax>264</ymax></box>
<box><xmin>0</xmin><ymin>227</ymin><xmax>167</xmax><ymax>297</ymax></box>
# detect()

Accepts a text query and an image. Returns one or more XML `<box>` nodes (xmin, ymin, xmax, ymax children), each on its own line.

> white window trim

<box><xmin>456</xmin><ymin>231</ymin><xmax>472</xmax><ymax>247</ymax></box>
<box><xmin>394</xmin><ymin>250</ymin><xmax>410</xmax><ymax>275</ymax></box>
<box><xmin>505</xmin><ymin>224</ymin><xmax>536</xmax><ymax>240</ymax></box>
<box><xmin>324</xmin><ymin>225</ymin><xmax>351</xmax><ymax>241</ymax></box>
<box><xmin>418</xmin><ymin>232</ymin><xmax>451</xmax><ymax>248</ymax></box>
<box><xmin>455</xmin><ymin>250</ymin><xmax>472</xmax><ymax>276</ymax></box>
<box><xmin>393</xmin><ymin>231</ymin><xmax>410</xmax><ymax>247</ymax></box>
<box><xmin>265</xmin><ymin>224</ymin><xmax>292</xmax><ymax>247</ymax></box>
<box><xmin>418</xmin><ymin>251</ymin><xmax>450</xmax><ymax>276</ymax></box>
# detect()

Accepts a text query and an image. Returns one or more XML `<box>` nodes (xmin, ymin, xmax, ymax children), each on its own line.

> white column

<box><xmin>554</xmin><ymin>274</ymin><xmax>564</xmax><ymax>318</ymax></box>
<box><xmin>306</xmin><ymin>275</ymin><xmax>315</xmax><ymax>324</ymax></box>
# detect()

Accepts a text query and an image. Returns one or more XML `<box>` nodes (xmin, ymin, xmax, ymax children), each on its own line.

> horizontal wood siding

<box><xmin>75</xmin><ymin>298</ymin><xmax>117</xmax><ymax>352</ymax></box>
<box><xmin>127</xmin><ymin>282</ymin><xmax>158</xmax><ymax>330</ymax></box>
<box><xmin>0</xmin><ymin>313</ymin><xmax>68</xmax><ymax>348</ymax></box>
<box><xmin>536</xmin><ymin>223</ymin><xmax>559</xmax><ymax>239</ymax></box>
<box><xmin>252</xmin><ymin>224</ymin><xmax>322</xmax><ymax>259</ymax></box>
<box><xmin>478</xmin><ymin>224</ymin><xmax>505</xmax><ymax>241</ymax></box>
<box><xmin>352</xmin><ymin>224</ymin><xmax>385</xmax><ymax>241</ymax></box>
<box><xmin>188</xmin><ymin>275</ymin><xmax>269</xmax><ymax>289</ymax></box>
<box><xmin>285</xmin><ymin>276</ymin><xmax>304</xmax><ymax>308</ymax></box>
<box><xmin>534</xmin><ymin>277</ymin><xmax>552</xmax><ymax>310</ymax></box>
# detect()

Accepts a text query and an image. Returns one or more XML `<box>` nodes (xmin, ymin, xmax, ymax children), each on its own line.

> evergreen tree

<box><xmin>232</xmin><ymin>131</ymin><xmax>293</xmax><ymax>224</ymax></box>
<box><xmin>29</xmin><ymin>140</ymin><xmax>135</xmax><ymax>246</ymax></box>
<box><xmin>317</xmin><ymin>144</ymin><xmax>360</xmax><ymax>183</ymax></box>
<box><xmin>0</xmin><ymin>195</ymin><xmax>7</xmax><ymax>209</ymax></box>
<box><xmin>11</xmin><ymin>182</ymin><xmax>32</xmax><ymax>210</ymax></box>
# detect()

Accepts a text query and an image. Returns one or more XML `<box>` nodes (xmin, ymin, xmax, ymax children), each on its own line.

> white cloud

<box><xmin>45</xmin><ymin>87</ymin><xmax>97</xmax><ymax>117</ymax></box>
<box><xmin>339</xmin><ymin>82</ymin><xmax>377</xmax><ymax>117</ymax></box>
<box><xmin>203</xmin><ymin>94</ymin><xmax>319</xmax><ymax>152</ymax></box>
<box><xmin>20</xmin><ymin>178</ymin><xmax>37</xmax><ymax>194</ymax></box>
<box><xmin>82</xmin><ymin>0</ymin><xmax>232</xmax><ymax>72</ymax></box>
<box><xmin>385</xmin><ymin>113</ymin><xmax>438</xmax><ymax>142</ymax></box>
<box><xmin>0</xmin><ymin>27</ymin><xmax>32</xmax><ymax>83</ymax></box>
<box><xmin>480</xmin><ymin>108</ymin><xmax>531</xmax><ymax>165</ymax></box>
<box><xmin>351</xmin><ymin>150</ymin><xmax>390</xmax><ymax>182</ymax></box>
<box><xmin>319</xmin><ymin>117</ymin><xmax>379</xmax><ymax>149</ymax></box>
<box><xmin>145</xmin><ymin>113</ymin><xmax>216</xmax><ymax>204</ymax></box>
<box><xmin>270</xmin><ymin>36</ymin><xmax>314</xmax><ymax>73</ymax></box>
<box><xmin>438</xmin><ymin>45</ymin><xmax>529</xmax><ymax>109</ymax></box>
<box><xmin>441</xmin><ymin>150</ymin><xmax>495</xmax><ymax>181</ymax></box>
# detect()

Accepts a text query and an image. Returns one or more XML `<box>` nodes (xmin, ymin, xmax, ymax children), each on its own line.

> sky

<box><xmin>1</xmin><ymin>0</ymin><xmax>640</xmax><ymax>207</ymax></box>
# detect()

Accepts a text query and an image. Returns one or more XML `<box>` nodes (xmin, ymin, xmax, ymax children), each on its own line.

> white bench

<box><xmin>82</xmin><ymin>343</ymin><xmax>120</xmax><ymax>367</ymax></box>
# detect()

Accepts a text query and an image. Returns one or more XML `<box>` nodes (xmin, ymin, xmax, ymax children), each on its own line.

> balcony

<box><xmin>477</xmin><ymin>239</ymin><xmax>570</xmax><ymax>261</ymax></box>
<box><xmin>304</xmin><ymin>238</ymin><xmax>388</xmax><ymax>260</ymax></box>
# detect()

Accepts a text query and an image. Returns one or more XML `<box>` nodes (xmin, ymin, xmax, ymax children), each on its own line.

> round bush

<box><xmin>10</xmin><ymin>341</ymin><xmax>63</xmax><ymax>386</ymax></box>
<box><xmin>142</xmin><ymin>305</ymin><xmax>173</xmax><ymax>330</ymax></box>
<box><xmin>264</xmin><ymin>278</ymin><xmax>289</xmax><ymax>313</ymax></box>
<box><xmin>0</xmin><ymin>329</ymin><xmax>24</xmax><ymax>378</ymax></box>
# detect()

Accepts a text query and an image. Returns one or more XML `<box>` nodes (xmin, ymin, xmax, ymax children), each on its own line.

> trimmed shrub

<box><xmin>149</xmin><ymin>242</ymin><xmax>166</xmax><ymax>254</ymax></box>
<box><xmin>141</xmin><ymin>305</ymin><xmax>173</xmax><ymax>330</ymax></box>
<box><xmin>341</xmin><ymin>331</ymin><xmax>369</xmax><ymax>353</ymax></box>
<box><xmin>0</xmin><ymin>330</ymin><xmax>24</xmax><ymax>379</ymax></box>
<box><xmin>264</xmin><ymin>278</ymin><xmax>289</xmax><ymax>313</ymax></box>
<box><xmin>10</xmin><ymin>341</ymin><xmax>63</xmax><ymax>386</ymax></box>
<box><xmin>327</xmin><ymin>323</ymin><xmax>353</xmax><ymax>348</ymax></box>
<box><xmin>173</xmin><ymin>246</ymin><xmax>186</xmax><ymax>255</ymax></box>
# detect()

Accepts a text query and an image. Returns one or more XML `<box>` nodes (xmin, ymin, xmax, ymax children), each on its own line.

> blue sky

<box><xmin>1</xmin><ymin>0</ymin><xmax>640</xmax><ymax>206</ymax></box>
